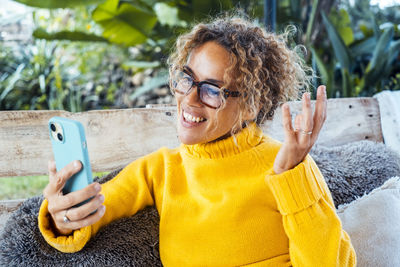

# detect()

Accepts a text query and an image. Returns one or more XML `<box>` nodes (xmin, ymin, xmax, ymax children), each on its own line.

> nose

<box><xmin>184</xmin><ymin>84</ymin><xmax>202</xmax><ymax>107</ymax></box>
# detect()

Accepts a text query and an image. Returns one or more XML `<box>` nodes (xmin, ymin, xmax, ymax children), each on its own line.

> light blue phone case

<box><xmin>48</xmin><ymin>117</ymin><xmax>93</xmax><ymax>196</ymax></box>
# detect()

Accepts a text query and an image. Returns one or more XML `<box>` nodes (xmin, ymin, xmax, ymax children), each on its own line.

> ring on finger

<box><xmin>300</xmin><ymin>129</ymin><xmax>312</xmax><ymax>135</ymax></box>
<box><xmin>63</xmin><ymin>209</ymin><xmax>71</xmax><ymax>223</ymax></box>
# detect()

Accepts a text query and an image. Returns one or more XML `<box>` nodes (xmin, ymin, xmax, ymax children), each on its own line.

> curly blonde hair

<box><xmin>168</xmin><ymin>15</ymin><xmax>313</xmax><ymax>135</ymax></box>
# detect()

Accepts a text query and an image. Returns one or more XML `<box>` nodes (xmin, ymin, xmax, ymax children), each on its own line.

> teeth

<box><xmin>183</xmin><ymin>111</ymin><xmax>205</xmax><ymax>123</ymax></box>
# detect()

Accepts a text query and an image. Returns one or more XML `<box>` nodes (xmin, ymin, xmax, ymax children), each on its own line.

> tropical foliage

<box><xmin>0</xmin><ymin>39</ymin><xmax>132</xmax><ymax>111</ymax></box>
<box><xmin>1</xmin><ymin>0</ymin><xmax>399</xmax><ymax>111</ymax></box>
<box><xmin>312</xmin><ymin>5</ymin><xmax>400</xmax><ymax>97</ymax></box>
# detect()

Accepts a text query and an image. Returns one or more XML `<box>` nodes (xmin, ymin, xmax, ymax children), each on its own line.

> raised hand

<box><xmin>43</xmin><ymin>160</ymin><xmax>106</xmax><ymax>235</ymax></box>
<box><xmin>273</xmin><ymin>85</ymin><xmax>327</xmax><ymax>174</ymax></box>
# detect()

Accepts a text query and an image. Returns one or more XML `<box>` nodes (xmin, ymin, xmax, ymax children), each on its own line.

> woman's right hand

<box><xmin>43</xmin><ymin>160</ymin><xmax>106</xmax><ymax>236</ymax></box>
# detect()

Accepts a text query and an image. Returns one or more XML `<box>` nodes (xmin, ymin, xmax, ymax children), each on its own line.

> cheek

<box><xmin>175</xmin><ymin>96</ymin><xmax>182</xmax><ymax>114</ymax></box>
<box><xmin>213</xmin><ymin>105</ymin><xmax>241</xmax><ymax>130</ymax></box>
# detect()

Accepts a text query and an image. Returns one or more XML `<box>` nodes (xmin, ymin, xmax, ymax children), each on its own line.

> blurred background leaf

<box><xmin>92</xmin><ymin>0</ymin><xmax>157</xmax><ymax>46</ymax></box>
<box><xmin>33</xmin><ymin>28</ymin><xmax>108</xmax><ymax>42</ymax></box>
<box><xmin>14</xmin><ymin>0</ymin><xmax>106</xmax><ymax>9</ymax></box>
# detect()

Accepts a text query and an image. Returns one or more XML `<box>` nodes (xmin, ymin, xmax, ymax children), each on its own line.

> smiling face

<box><xmin>175</xmin><ymin>41</ymin><xmax>248</xmax><ymax>145</ymax></box>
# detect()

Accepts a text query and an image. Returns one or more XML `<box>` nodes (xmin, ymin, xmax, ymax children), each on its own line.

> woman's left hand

<box><xmin>273</xmin><ymin>85</ymin><xmax>327</xmax><ymax>174</ymax></box>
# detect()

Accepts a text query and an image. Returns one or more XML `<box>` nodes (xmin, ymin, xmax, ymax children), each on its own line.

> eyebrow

<box><xmin>183</xmin><ymin>65</ymin><xmax>224</xmax><ymax>86</ymax></box>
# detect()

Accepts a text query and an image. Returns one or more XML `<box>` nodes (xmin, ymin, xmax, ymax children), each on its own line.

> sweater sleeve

<box><xmin>38</xmin><ymin>150</ymin><xmax>164</xmax><ymax>253</ymax></box>
<box><xmin>265</xmin><ymin>155</ymin><xmax>357</xmax><ymax>267</ymax></box>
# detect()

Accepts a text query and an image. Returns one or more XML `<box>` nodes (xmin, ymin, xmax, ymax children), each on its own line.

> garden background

<box><xmin>1</xmin><ymin>0</ymin><xmax>400</xmax><ymax>199</ymax></box>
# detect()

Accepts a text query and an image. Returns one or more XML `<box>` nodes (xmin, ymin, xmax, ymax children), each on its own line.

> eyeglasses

<box><xmin>170</xmin><ymin>68</ymin><xmax>240</xmax><ymax>109</ymax></box>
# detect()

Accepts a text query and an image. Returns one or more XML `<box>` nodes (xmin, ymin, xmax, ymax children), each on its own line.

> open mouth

<box><xmin>182</xmin><ymin>110</ymin><xmax>206</xmax><ymax>124</ymax></box>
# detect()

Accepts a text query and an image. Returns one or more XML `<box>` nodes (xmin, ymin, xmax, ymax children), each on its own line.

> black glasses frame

<box><xmin>172</xmin><ymin>69</ymin><xmax>240</xmax><ymax>109</ymax></box>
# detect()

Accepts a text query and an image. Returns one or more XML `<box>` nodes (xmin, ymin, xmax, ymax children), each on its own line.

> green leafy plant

<box><xmin>92</xmin><ymin>0</ymin><xmax>158</xmax><ymax>46</ymax></box>
<box><xmin>0</xmin><ymin>38</ymin><xmax>134</xmax><ymax>111</ymax></box>
<box><xmin>0</xmin><ymin>40</ymin><xmax>60</xmax><ymax>110</ymax></box>
<box><xmin>11</xmin><ymin>0</ymin><xmax>335</xmax><ymax>102</ymax></box>
<box><xmin>312</xmin><ymin>8</ymin><xmax>400</xmax><ymax>97</ymax></box>
<box><xmin>33</xmin><ymin>28</ymin><xmax>108</xmax><ymax>42</ymax></box>
<box><xmin>14</xmin><ymin>0</ymin><xmax>105</xmax><ymax>9</ymax></box>
<box><xmin>8</xmin><ymin>0</ymin><xmax>400</xmax><ymax>105</ymax></box>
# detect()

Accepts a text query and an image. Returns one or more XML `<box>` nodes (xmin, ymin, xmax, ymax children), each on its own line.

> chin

<box><xmin>178</xmin><ymin>134</ymin><xmax>201</xmax><ymax>145</ymax></box>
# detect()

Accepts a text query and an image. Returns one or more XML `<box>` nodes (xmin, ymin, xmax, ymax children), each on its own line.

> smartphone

<box><xmin>48</xmin><ymin>117</ymin><xmax>93</xmax><ymax>201</ymax></box>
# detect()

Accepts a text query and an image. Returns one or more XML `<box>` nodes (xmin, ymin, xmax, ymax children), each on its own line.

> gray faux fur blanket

<box><xmin>1</xmin><ymin>140</ymin><xmax>400</xmax><ymax>266</ymax></box>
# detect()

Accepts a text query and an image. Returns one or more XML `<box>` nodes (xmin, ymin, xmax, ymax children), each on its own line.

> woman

<box><xmin>39</xmin><ymin>16</ymin><xmax>356</xmax><ymax>266</ymax></box>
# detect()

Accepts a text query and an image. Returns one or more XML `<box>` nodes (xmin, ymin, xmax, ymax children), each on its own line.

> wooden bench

<box><xmin>0</xmin><ymin>97</ymin><xmax>383</xmax><ymax>232</ymax></box>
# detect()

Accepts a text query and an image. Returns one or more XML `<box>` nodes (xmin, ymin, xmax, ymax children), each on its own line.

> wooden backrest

<box><xmin>0</xmin><ymin>97</ymin><xmax>382</xmax><ymax>178</ymax></box>
<box><xmin>0</xmin><ymin>97</ymin><xmax>383</xmax><ymax>231</ymax></box>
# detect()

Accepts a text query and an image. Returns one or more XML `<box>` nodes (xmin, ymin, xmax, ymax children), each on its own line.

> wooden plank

<box><xmin>0</xmin><ymin>199</ymin><xmax>23</xmax><ymax>233</ymax></box>
<box><xmin>0</xmin><ymin>108</ymin><xmax>178</xmax><ymax>177</ymax></box>
<box><xmin>0</xmin><ymin>97</ymin><xmax>382</xmax><ymax>177</ymax></box>
<box><xmin>263</xmin><ymin>97</ymin><xmax>383</xmax><ymax>145</ymax></box>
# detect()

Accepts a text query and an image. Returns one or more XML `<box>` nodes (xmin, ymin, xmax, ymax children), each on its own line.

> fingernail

<box><xmin>100</xmin><ymin>205</ymin><xmax>106</xmax><ymax>213</ymax></box>
<box><xmin>99</xmin><ymin>194</ymin><xmax>105</xmax><ymax>202</ymax></box>
<box><xmin>73</xmin><ymin>160</ymin><xmax>80</xmax><ymax>168</ymax></box>
<box><xmin>94</xmin><ymin>183</ymin><xmax>101</xmax><ymax>191</ymax></box>
<box><xmin>306</xmin><ymin>92</ymin><xmax>310</xmax><ymax>100</ymax></box>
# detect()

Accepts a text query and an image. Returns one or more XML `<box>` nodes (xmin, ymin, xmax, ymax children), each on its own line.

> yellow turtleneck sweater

<box><xmin>38</xmin><ymin>123</ymin><xmax>356</xmax><ymax>266</ymax></box>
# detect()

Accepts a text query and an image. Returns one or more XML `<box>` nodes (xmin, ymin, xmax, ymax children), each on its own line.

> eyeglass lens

<box><xmin>174</xmin><ymin>72</ymin><xmax>223</xmax><ymax>108</ymax></box>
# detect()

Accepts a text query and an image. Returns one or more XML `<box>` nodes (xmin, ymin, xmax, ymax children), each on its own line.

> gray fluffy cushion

<box><xmin>310</xmin><ymin>140</ymin><xmax>400</xmax><ymax>208</ymax></box>
<box><xmin>0</xmin><ymin>170</ymin><xmax>162</xmax><ymax>266</ymax></box>
<box><xmin>1</xmin><ymin>140</ymin><xmax>400</xmax><ymax>266</ymax></box>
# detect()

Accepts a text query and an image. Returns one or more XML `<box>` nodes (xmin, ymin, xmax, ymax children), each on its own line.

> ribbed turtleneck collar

<box><xmin>180</xmin><ymin>123</ymin><xmax>264</xmax><ymax>159</ymax></box>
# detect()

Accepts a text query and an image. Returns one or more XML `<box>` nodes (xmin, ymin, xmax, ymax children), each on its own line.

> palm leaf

<box><xmin>0</xmin><ymin>64</ymin><xmax>26</xmax><ymax>104</ymax></box>
<box><xmin>360</xmin><ymin>27</ymin><xmax>394</xmax><ymax>93</ymax></box>
<box><xmin>130</xmin><ymin>74</ymin><xmax>168</xmax><ymax>101</ymax></box>
<box><xmin>310</xmin><ymin>47</ymin><xmax>329</xmax><ymax>85</ymax></box>
<box><xmin>14</xmin><ymin>0</ymin><xmax>105</xmax><ymax>9</ymax></box>
<box><xmin>192</xmin><ymin>0</ymin><xmax>233</xmax><ymax>18</ymax></box>
<box><xmin>349</xmin><ymin>36</ymin><xmax>376</xmax><ymax>57</ymax></box>
<box><xmin>321</xmin><ymin>11</ymin><xmax>351</xmax><ymax>70</ymax></box>
<box><xmin>92</xmin><ymin>0</ymin><xmax>157</xmax><ymax>46</ymax></box>
<box><xmin>305</xmin><ymin>0</ymin><xmax>319</xmax><ymax>45</ymax></box>
<box><xmin>33</xmin><ymin>28</ymin><xmax>108</xmax><ymax>42</ymax></box>
<box><xmin>122</xmin><ymin>61</ymin><xmax>160</xmax><ymax>70</ymax></box>
<box><xmin>371</xmin><ymin>15</ymin><xmax>380</xmax><ymax>38</ymax></box>
<box><xmin>367</xmin><ymin>26</ymin><xmax>394</xmax><ymax>71</ymax></box>
<box><xmin>383</xmin><ymin>40</ymin><xmax>400</xmax><ymax>77</ymax></box>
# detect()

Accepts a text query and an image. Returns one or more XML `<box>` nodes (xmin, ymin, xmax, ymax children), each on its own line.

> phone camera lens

<box><xmin>50</xmin><ymin>123</ymin><xmax>56</xmax><ymax>132</ymax></box>
<box><xmin>57</xmin><ymin>133</ymin><xmax>63</xmax><ymax>141</ymax></box>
